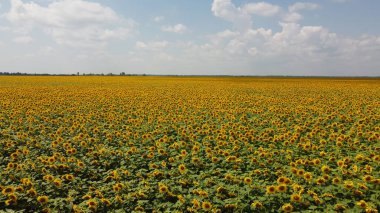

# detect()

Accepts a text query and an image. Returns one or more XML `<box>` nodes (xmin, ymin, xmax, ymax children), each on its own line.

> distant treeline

<box><xmin>0</xmin><ymin>72</ymin><xmax>378</xmax><ymax>78</ymax></box>
<box><xmin>0</xmin><ymin>72</ymin><xmax>146</xmax><ymax>76</ymax></box>
<box><xmin>0</xmin><ymin>72</ymin><xmax>43</xmax><ymax>76</ymax></box>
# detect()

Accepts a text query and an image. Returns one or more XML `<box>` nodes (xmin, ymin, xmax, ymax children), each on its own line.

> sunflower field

<box><xmin>0</xmin><ymin>76</ymin><xmax>379</xmax><ymax>212</ymax></box>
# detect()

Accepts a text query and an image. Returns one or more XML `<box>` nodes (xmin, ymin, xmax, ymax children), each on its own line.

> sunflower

<box><xmin>212</xmin><ymin>157</ymin><xmax>219</xmax><ymax>163</ymax></box>
<box><xmin>145</xmin><ymin>152</ymin><xmax>153</xmax><ymax>158</ymax></box>
<box><xmin>135</xmin><ymin>206</ymin><xmax>144</xmax><ymax>212</ymax></box>
<box><xmin>178</xmin><ymin>164</ymin><xmax>187</xmax><ymax>174</ymax></box>
<box><xmin>290</xmin><ymin>194</ymin><xmax>302</xmax><ymax>203</ymax></box>
<box><xmin>314</xmin><ymin>196</ymin><xmax>324</xmax><ymax>205</ymax></box>
<box><xmin>373</xmin><ymin>179</ymin><xmax>380</xmax><ymax>185</ymax></box>
<box><xmin>7</xmin><ymin>163</ymin><xmax>15</xmax><ymax>170</ymax></box>
<box><xmin>344</xmin><ymin>181</ymin><xmax>354</xmax><ymax>189</ymax></box>
<box><xmin>224</xmin><ymin>204</ymin><xmax>237</xmax><ymax>209</ymax></box>
<box><xmin>355</xmin><ymin>184</ymin><xmax>366</xmax><ymax>193</ymax></box>
<box><xmin>43</xmin><ymin>175</ymin><xmax>54</xmax><ymax>182</ymax></box>
<box><xmin>5</xmin><ymin>199</ymin><xmax>15</xmax><ymax>206</ymax></box>
<box><xmin>192</xmin><ymin>145</ymin><xmax>200</xmax><ymax>152</ymax></box>
<box><xmin>113</xmin><ymin>184</ymin><xmax>122</xmax><ymax>192</ymax></box>
<box><xmin>244</xmin><ymin>177</ymin><xmax>253</xmax><ymax>185</ymax></box>
<box><xmin>316</xmin><ymin>177</ymin><xmax>325</xmax><ymax>185</ymax></box>
<box><xmin>8</xmin><ymin>193</ymin><xmax>17</xmax><ymax>202</ymax></box>
<box><xmin>313</xmin><ymin>158</ymin><xmax>321</xmax><ymax>165</ymax></box>
<box><xmin>292</xmin><ymin>184</ymin><xmax>303</xmax><ymax>192</ymax></box>
<box><xmin>15</xmin><ymin>186</ymin><xmax>23</xmax><ymax>193</ymax></box>
<box><xmin>202</xmin><ymin>201</ymin><xmax>212</xmax><ymax>211</ymax></box>
<box><xmin>337</xmin><ymin>160</ymin><xmax>344</xmax><ymax>167</ymax></box>
<box><xmin>180</xmin><ymin>150</ymin><xmax>187</xmax><ymax>156</ymax></box>
<box><xmin>82</xmin><ymin>194</ymin><xmax>92</xmax><ymax>200</ymax></box>
<box><xmin>297</xmin><ymin>169</ymin><xmax>305</xmax><ymax>176</ymax></box>
<box><xmin>321</xmin><ymin>165</ymin><xmax>331</xmax><ymax>173</ymax></box>
<box><xmin>65</xmin><ymin>174</ymin><xmax>75</xmax><ymax>181</ymax></box>
<box><xmin>281</xmin><ymin>203</ymin><xmax>294</xmax><ymax>212</ymax></box>
<box><xmin>363</xmin><ymin>175</ymin><xmax>373</xmax><ymax>183</ymax></box>
<box><xmin>224</xmin><ymin>173</ymin><xmax>233</xmax><ymax>181</ymax></box>
<box><xmin>354</xmin><ymin>190</ymin><xmax>364</xmax><ymax>196</ymax></box>
<box><xmin>303</xmin><ymin>172</ymin><xmax>312</xmax><ymax>181</ymax></box>
<box><xmin>158</xmin><ymin>184</ymin><xmax>168</xmax><ymax>193</ymax></box>
<box><xmin>192</xmin><ymin>199</ymin><xmax>200</xmax><ymax>209</ymax></box>
<box><xmin>27</xmin><ymin>188</ymin><xmax>37</xmax><ymax>197</ymax></box>
<box><xmin>251</xmin><ymin>201</ymin><xmax>263</xmax><ymax>209</ymax></box>
<box><xmin>87</xmin><ymin>199</ymin><xmax>97</xmax><ymax>207</ymax></box>
<box><xmin>192</xmin><ymin>157</ymin><xmax>200</xmax><ymax>164</ymax></box>
<box><xmin>276</xmin><ymin>184</ymin><xmax>287</xmax><ymax>193</ymax></box>
<box><xmin>216</xmin><ymin>186</ymin><xmax>226</xmax><ymax>194</ymax></box>
<box><xmin>356</xmin><ymin>200</ymin><xmax>368</xmax><ymax>209</ymax></box>
<box><xmin>177</xmin><ymin>195</ymin><xmax>185</xmax><ymax>203</ymax></box>
<box><xmin>77</xmin><ymin>161</ymin><xmax>85</xmax><ymax>167</ymax></box>
<box><xmin>158</xmin><ymin>149</ymin><xmax>165</xmax><ymax>155</ymax></box>
<box><xmin>355</xmin><ymin>154</ymin><xmax>365</xmax><ymax>161</ymax></box>
<box><xmin>53</xmin><ymin>179</ymin><xmax>62</xmax><ymax>187</ymax></box>
<box><xmin>48</xmin><ymin>157</ymin><xmax>55</xmax><ymax>163</ymax></box>
<box><xmin>332</xmin><ymin>177</ymin><xmax>341</xmax><ymax>184</ymax></box>
<box><xmin>21</xmin><ymin>178</ymin><xmax>32</xmax><ymax>186</ymax></box>
<box><xmin>266</xmin><ymin>185</ymin><xmax>276</xmax><ymax>194</ymax></box>
<box><xmin>80</xmin><ymin>141</ymin><xmax>87</xmax><ymax>147</ymax></box>
<box><xmin>365</xmin><ymin>207</ymin><xmax>378</xmax><ymax>213</ymax></box>
<box><xmin>37</xmin><ymin>196</ymin><xmax>49</xmax><ymax>205</ymax></box>
<box><xmin>284</xmin><ymin>178</ymin><xmax>291</xmax><ymax>184</ymax></box>
<box><xmin>334</xmin><ymin>203</ymin><xmax>346</xmax><ymax>211</ymax></box>
<box><xmin>277</xmin><ymin>176</ymin><xmax>287</xmax><ymax>184</ymax></box>
<box><xmin>2</xmin><ymin>187</ymin><xmax>14</xmax><ymax>195</ymax></box>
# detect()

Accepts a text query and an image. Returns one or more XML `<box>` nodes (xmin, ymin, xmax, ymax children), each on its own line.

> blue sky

<box><xmin>0</xmin><ymin>0</ymin><xmax>379</xmax><ymax>76</ymax></box>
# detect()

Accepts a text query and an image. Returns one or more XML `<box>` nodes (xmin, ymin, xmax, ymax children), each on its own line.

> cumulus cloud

<box><xmin>161</xmin><ymin>24</ymin><xmax>187</xmax><ymax>34</ymax></box>
<box><xmin>283</xmin><ymin>2</ymin><xmax>320</xmax><ymax>23</ymax></box>
<box><xmin>206</xmin><ymin>22</ymin><xmax>339</xmax><ymax>61</ymax></box>
<box><xmin>242</xmin><ymin>2</ymin><xmax>281</xmax><ymax>17</ymax></box>
<box><xmin>211</xmin><ymin>0</ymin><xmax>280</xmax><ymax>31</ymax></box>
<box><xmin>283</xmin><ymin>12</ymin><xmax>303</xmax><ymax>23</ymax></box>
<box><xmin>5</xmin><ymin>0</ymin><xmax>136</xmax><ymax>47</ymax></box>
<box><xmin>187</xmin><ymin>1</ymin><xmax>380</xmax><ymax>75</ymax></box>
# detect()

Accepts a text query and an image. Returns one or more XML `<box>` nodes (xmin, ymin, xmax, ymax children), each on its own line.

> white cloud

<box><xmin>5</xmin><ymin>0</ymin><xmax>136</xmax><ymax>48</ymax></box>
<box><xmin>283</xmin><ymin>2</ymin><xmax>320</xmax><ymax>23</ymax></box>
<box><xmin>211</xmin><ymin>0</ymin><xmax>280</xmax><ymax>31</ymax></box>
<box><xmin>243</xmin><ymin>2</ymin><xmax>281</xmax><ymax>17</ymax></box>
<box><xmin>211</xmin><ymin>0</ymin><xmax>251</xmax><ymax>30</ymax></box>
<box><xmin>283</xmin><ymin>12</ymin><xmax>303</xmax><ymax>23</ymax></box>
<box><xmin>161</xmin><ymin>24</ymin><xmax>187</xmax><ymax>34</ymax></box>
<box><xmin>135</xmin><ymin>41</ymin><xmax>168</xmax><ymax>51</ymax></box>
<box><xmin>153</xmin><ymin>16</ymin><xmax>164</xmax><ymax>22</ymax></box>
<box><xmin>12</xmin><ymin>35</ymin><xmax>33</xmax><ymax>44</ymax></box>
<box><xmin>289</xmin><ymin>2</ymin><xmax>319</xmax><ymax>13</ymax></box>
<box><xmin>188</xmin><ymin>4</ymin><xmax>380</xmax><ymax>76</ymax></box>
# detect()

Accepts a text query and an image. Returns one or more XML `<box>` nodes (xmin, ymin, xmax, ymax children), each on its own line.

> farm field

<box><xmin>0</xmin><ymin>76</ymin><xmax>379</xmax><ymax>212</ymax></box>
